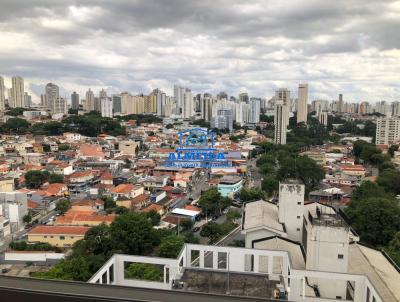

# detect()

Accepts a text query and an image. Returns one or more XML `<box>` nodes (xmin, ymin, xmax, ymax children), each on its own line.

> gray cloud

<box><xmin>0</xmin><ymin>0</ymin><xmax>400</xmax><ymax>102</ymax></box>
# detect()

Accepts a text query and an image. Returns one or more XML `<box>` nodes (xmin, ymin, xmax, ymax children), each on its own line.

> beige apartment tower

<box><xmin>297</xmin><ymin>83</ymin><xmax>308</xmax><ymax>124</ymax></box>
<box><xmin>11</xmin><ymin>76</ymin><xmax>24</xmax><ymax>108</ymax></box>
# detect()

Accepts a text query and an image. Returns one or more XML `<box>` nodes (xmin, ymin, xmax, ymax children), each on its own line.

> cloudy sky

<box><xmin>1</xmin><ymin>0</ymin><xmax>400</xmax><ymax>103</ymax></box>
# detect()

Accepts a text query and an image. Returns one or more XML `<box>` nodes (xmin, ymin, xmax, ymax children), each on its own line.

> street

<box><xmin>0</xmin><ymin>210</ymin><xmax>56</xmax><ymax>253</ymax></box>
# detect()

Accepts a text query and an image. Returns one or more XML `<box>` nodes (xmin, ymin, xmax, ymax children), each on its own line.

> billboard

<box><xmin>163</xmin><ymin>128</ymin><xmax>231</xmax><ymax>168</ymax></box>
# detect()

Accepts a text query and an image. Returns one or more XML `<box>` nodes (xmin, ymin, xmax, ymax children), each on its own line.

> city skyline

<box><xmin>0</xmin><ymin>0</ymin><xmax>400</xmax><ymax>102</ymax></box>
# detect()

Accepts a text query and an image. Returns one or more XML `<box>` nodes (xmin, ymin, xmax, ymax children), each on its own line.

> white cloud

<box><xmin>0</xmin><ymin>0</ymin><xmax>399</xmax><ymax>103</ymax></box>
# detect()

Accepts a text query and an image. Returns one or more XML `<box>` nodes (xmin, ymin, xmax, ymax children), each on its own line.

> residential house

<box><xmin>27</xmin><ymin>225</ymin><xmax>90</xmax><ymax>248</ymax></box>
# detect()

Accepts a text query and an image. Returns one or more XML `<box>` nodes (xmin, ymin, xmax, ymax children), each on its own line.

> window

<box><xmin>204</xmin><ymin>251</ymin><xmax>213</xmax><ymax>268</ymax></box>
<box><xmin>44</xmin><ymin>236</ymin><xmax>47</xmax><ymax>238</ymax></box>
<box><xmin>296</xmin><ymin>228</ymin><xmax>300</xmax><ymax>231</ymax></box>
<box><xmin>338</xmin><ymin>254</ymin><xmax>344</xmax><ymax>259</ymax></box>
<box><xmin>244</xmin><ymin>254</ymin><xmax>254</xmax><ymax>272</ymax></box>
<box><xmin>336</xmin><ymin>296</ymin><xmax>342</xmax><ymax>299</ymax></box>
<box><xmin>70</xmin><ymin>236</ymin><xmax>74</xmax><ymax>239</ymax></box>
<box><xmin>218</xmin><ymin>252</ymin><xmax>227</xmax><ymax>269</ymax></box>
<box><xmin>297</xmin><ymin>216</ymin><xmax>301</xmax><ymax>219</ymax></box>
<box><xmin>60</xmin><ymin>236</ymin><xmax>65</xmax><ymax>240</ymax></box>
<box><xmin>190</xmin><ymin>250</ymin><xmax>200</xmax><ymax>267</ymax></box>
<box><xmin>50</xmin><ymin>236</ymin><xmax>54</xmax><ymax>238</ymax></box>
<box><xmin>297</xmin><ymin>202</ymin><xmax>301</xmax><ymax>205</ymax></box>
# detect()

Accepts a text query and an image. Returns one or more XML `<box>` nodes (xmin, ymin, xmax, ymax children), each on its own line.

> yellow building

<box><xmin>28</xmin><ymin>225</ymin><xmax>90</xmax><ymax>248</ymax></box>
<box><xmin>0</xmin><ymin>177</ymin><xmax>14</xmax><ymax>192</ymax></box>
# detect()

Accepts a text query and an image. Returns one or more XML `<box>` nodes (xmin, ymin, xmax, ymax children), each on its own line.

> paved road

<box><xmin>0</xmin><ymin>210</ymin><xmax>56</xmax><ymax>253</ymax></box>
<box><xmin>189</xmin><ymin>171</ymin><xmax>209</xmax><ymax>200</ymax></box>
<box><xmin>247</xmin><ymin>157</ymin><xmax>263</xmax><ymax>189</ymax></box>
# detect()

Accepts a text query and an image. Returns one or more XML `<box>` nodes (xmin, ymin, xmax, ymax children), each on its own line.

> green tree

<box><xmin>200</xmin><ymin>222</ymin><xmax>223</xmax><ymax>242</ymax></box>
<box><xmin>180</xmin><ymin>218</ymin><xmax>194</xmax><ymax>231</ymax></box>
<box><xmin>262</xmin><ymin>175</ymin><xmax>279</xmax><ymax>197</ymax></box>
<box><xmin>102</xmin><ymin>196</ymin><xmax>116</xmax><ymax>210</ymax></box>
<box><xmin>351</xmin><ymin>181</ymin><xmax>392</xmax><ymax>202</ymax></box>
<box><xmin>146</xmin><ymin>210</ymin><xmax>161</xmax><ymax>226</ymax></box>
<box><xmin>5</xmin><ymin>107</ymin><xmax>27</xmax><ymax>116</ymax></box>
<box><xmin>277</xmin><ymin>156</ymin><xmax>324</xmax><ymax>194</ymax></box>
<box><xmin>377</xmin><ymin>169</ymin><xmax>400</xmax><ymax>195</ymax></box>
<box><xmin>385</xmin><ymin>232</ymin><xmax>400</xmax><ymax>266</ymax></box>
<box><xmin>49</xmin><ymin>173</ymin><xmax>64</xmax><ymax>184</ymax></box>
<box><xmin>58</xmin><ymin>144</ymin><xmax>70</xmax><ymax>151</ymax></box>
<box><xmin>56</xmin><ymin>198</ymin><xmax>71</xmax><ymax>214</ymax></box>
<box><xmin>110</xmin><ymin>212</ymin><xmax>159</xmax><ymax>255</ymax></box>
<box><xmin>227</xmin><ymin>209</ymin><xmax>241</xmax><ymax>221</ymax></box>
<box><xmin>23</xmin><ymin>213</ymin><xmax>32</xmax><ymax>224</ymax></box>
<box><xmin>198</xmin><ymin>187</ymin><xmax>231</xmax><ymax>216</ymax></box>
<box><xmin>158</xmin><ymin>235</ymin><xmax>184</xmax><ymax>258</ymax></box>
<box><xmin>115</xmin><ymin>206</ymin><xmax>129</xmax><ymax>215</ymax></box>
<box><xmin>165</xmin><ymin>124</ymin><xmax>174</xmax><ymax>129</ymax></box>
<box><xmin>125</xmin><ymin>263</ymin><xmax>163</xmax><ymax>281</ymax></box>
<box><xmin>34</xmin><ymin>256</ymin><xmax>92</xmax><ymax>281</ymax></box>
<box><xmin>240</xmin><ymin>188</ymin><xmax>263</xmax><ymax>202</ymax></box>
<box><xmin>346</xmin><ymin>197</ymin><xmax>400</xmax><ymax>246</ymax></box>
<box><xmin>0</xmin><ymin>118</ymin><xmax>30</xmax><ymax>134</ymax></box>
<box><xmin>25</xmin><ymin>170</ymin><xmax>50</xmax><ymax>189</ymax></box>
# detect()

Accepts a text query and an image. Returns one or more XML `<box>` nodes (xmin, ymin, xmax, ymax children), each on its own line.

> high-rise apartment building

<box><xmin>99</xmin><ymin>89</ymin><xmax>107</xmax><ymax>98</ymax></box>
<box><xmin>53</xmin><ymin>97</ymin><xmax>67</xmax><ymax>114</ymax></box>
<box><xmin>71</xmin><ymin>92</ymin><xmax>80</xmax><ymax>110</ymax></box>
<box><xmin>297</xmin><ymin>83</ymin><xmax>308</xmax><ymax>124</ymax></box>
<box><xmin>337</xmin><ymin>94</ymin><xmax>344</xmax><ymax>113</ymax></box>
<box><xmin>275</xmin><ymin>88</ymin><xmax>290</xmax><ymax>130</ymax></box>
<box><xmin>0</xmin><ymin>76</ymin><xmax>5</xmax><ymax>111</ymax></box>
<box><xmin>150</xmin><ymin>89</ymin><xmax>166</xmax><ymax>116</ymax></box>
<box><xmin>112</xmin><ymin>95</ymin><xmax>122</xmax><ymax>114</ymax></box>
<box><xmin>45</xmin><ymin>83</ymin><xmax>59</xmax><ymax>110</ymax></box>
<box><xmin>182</xmin><ymin>88</ymin><xmax>193</xmax><ymax>118</ymax></box>
<box><xmin>239</xmin><ymin>92</ymin><xmax>249</xmax><ymax>103</ymax></box>
<box><xmin>11</xmin><ymin>76</ymin><xmax>24</xmax><ymax>108</ymax></box>
<box><xmin>101</xmin><ymin>97</ymin><xmax>113</xmax><ymax>118</ymax></box>
<box><xmin>85</xmin><ymin>89</ymin><xmax>95</xmax><ymax>112</ymax></box>
<box><xmin>376</xmin><ymin>117</ymin><xmax>400</xmax><ymax>145</ymax></box>
<box><xmin>24</xmin><ymin>92</ymin><xmax>31</xmax><ymax>108</ymax></box>
<box><xmin>274</xmin><ymin>99</ymin><xmax>288</xmax><ymax>145</ymax></box>
<box><xmin>248</xmin><ymin>98</ymin><xmax>261</xmax><ymax>124</ymax></box>
<box><xmin>319</xmin><ymin>111</ymin><xmax>328</xmax><ymax>126</ymax></box>
<box><xmin>211</xmin><ymin>109</ymin><xmax>233</xmax><ymax>132</ymax></box>
<box><xmin>174</xmin><ymin>85</ymin><xmax>184</xmax><ymax>114</ymax></box>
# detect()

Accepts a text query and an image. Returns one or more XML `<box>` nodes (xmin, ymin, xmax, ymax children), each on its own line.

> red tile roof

<box><xmin>29</xmin><ymin>226</ymin><xmax>90</xmax><ymax>235</ymax></box>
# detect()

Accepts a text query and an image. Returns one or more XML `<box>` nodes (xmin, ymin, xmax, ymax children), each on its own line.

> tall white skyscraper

<box><xmin>101</xmin><ymin>97</ymin><xmax>113</xmax><ymax>118</ymax></box>
<box><xmin>182</xmin><ymin>88</ymin><xmax>193</xmax><ymax>118</ymax></box>
<box><xmin>85</xmin><ymin>89</ymin><xmax>95</xmax><ymax>112</ymax></box>
<box><xmin>45</xmin><ymin>83</ymin><xmax>59</xmax><ymax>109</ymax></box>
<box><xmin>249</xmin><ymin>98</ymin><xmax>261</xmax><ymax>124</ymax></box>
<box><xmin>201</xmin><ymin>96</ymin><xmax>213</xmax><ymax>121</ymax></box>
<box><xmin>297</xmin><ymin>83</ymin><xmax>308</xmax><ymax>124</ymax></box>
<box><xmin>274</xmin><ymin>99</ymin><xmax>289</xmax><ymax>145</ymax></box>
<box><xmin>275</xmin><ymin>88</ymin><xmax>290</xmax><ymax>128</ymax></box>
<box><xmin>174</xmin><ymin>85</ymin><xmax>185</xmax><ymax>114</ymax></box>
<box><xmin>151</xmin><ymin>88</ymin><xmax>166</xmax><ymax>116</ymax></box>
<box><xmin>11</xmin><ymin>76</ymin><xmax>24</xmax><ymax>108</ymax></box>
<box><xmin>0</xmin><ymin>76</ymin><xmax>5</xmax><ymax>111</ymax></box>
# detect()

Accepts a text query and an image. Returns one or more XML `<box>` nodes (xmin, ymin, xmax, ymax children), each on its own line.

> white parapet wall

<box><xmin>88</xmin><ymin>243</ymin><xmax>384</xmax><ymax>302</ymax></box>
<box><xmin>4</xmin><ymin>252</ymin><xmax>65</xmax><ymax>262</ymax></box>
